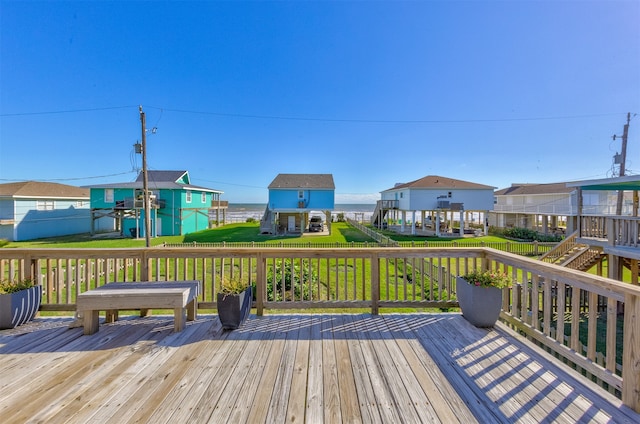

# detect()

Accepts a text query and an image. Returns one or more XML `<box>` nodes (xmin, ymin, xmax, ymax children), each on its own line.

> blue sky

<box><xmin>1</xmin><ymin>1</ymin><xmax>639</xmax><ymax>203</ymax></box>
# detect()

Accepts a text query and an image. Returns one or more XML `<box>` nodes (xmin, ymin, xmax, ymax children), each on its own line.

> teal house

<box><xmin>260</xmin><ymin>174</ymin><xmax>335</xmax><ymax>234</ymax></box>
<box><xmin>88</xmin><ymin>170</ymin><xmax>225</xmax><ymax>237</ymax></box>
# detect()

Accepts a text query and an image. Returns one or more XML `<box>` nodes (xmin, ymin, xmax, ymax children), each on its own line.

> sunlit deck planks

<box><xmin>1</xmin><ymin>313</ymin><xmax>638</xmax><ymax>424</ymax></box>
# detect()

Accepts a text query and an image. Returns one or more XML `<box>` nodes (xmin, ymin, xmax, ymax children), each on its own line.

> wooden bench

<box><xmin>76</xmin><ymin>281</ymin><xmax>200</xmax><ymax>335</ymax></box>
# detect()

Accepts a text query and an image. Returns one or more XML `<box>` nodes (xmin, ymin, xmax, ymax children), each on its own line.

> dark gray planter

<box><xmin>217</xmin><ymin>286</ymin><xmax>252</xmax><ymax>330</ymax></box>
<box><xmin>456</xmin><ymin>277</ymin><xmax>502</xmax><ymax>327</ymax></box>
<box><xmin>0</xmin><ymin>285</ymin><xmax>42</xmax><ymax>329</ymax></box>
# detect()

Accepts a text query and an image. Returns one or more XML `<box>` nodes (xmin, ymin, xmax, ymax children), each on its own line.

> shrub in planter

<box><xmin>217</xmin><ymin>276</ymin><xmax>252</xmax><ymax>330</ymax></box>
<box><xmin>0</xmin><ymin>279</ymin><xmax>42</xmax><ymax>329</ymax></box>
<box><xmin>456</xmin><ymin>270</ymin><xmax>511</xmax><ymax>328</ymax></box>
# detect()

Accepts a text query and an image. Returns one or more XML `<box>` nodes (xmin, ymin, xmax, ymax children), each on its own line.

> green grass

<box><xmin>4</xmin><ymin>222</ymin><xmax>513</xmax><ymax>248</ymax></box>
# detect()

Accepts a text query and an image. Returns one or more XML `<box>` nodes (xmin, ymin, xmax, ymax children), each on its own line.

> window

<box><xmin>201</xmin><ymin>192</ymin><xmax>207</xmax><ymax>203</ymax></box>
<box><xmin>76</xmin><ymin>201</ymin><xmax>85</xmax><ymax>207</ymax></box>
<box><xmin>37</xmin><ymin>200</ymin><xmax>55</xmax><ymax>210</ymax></box>
<box><xmin>298</xmin><ymin>190</ymin><xmax>304</xmax><ymax>199</ymax></box>
<box><xmin>104</xmin><ymin>189</ymin><xmax>114</xmax><ymax>203</ymax></box>
<box><xmin>186</xmin><ymin>190</ymin><xmax>192</xmax><ymax>203</ymax></box>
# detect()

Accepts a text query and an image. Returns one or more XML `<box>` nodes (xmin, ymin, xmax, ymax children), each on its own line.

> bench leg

<box><xmin>105</xmin><ymin>310</ymin><xmax>119</xmax><ymax>323</ymax></box>
<box><xmin>174</xmin><ymin>308</ymin><xmax>186</xmax><ymax>332</ymax></box>
<box><xmin>83</xmin><ymin>310</ymin><xmax>99</xmax><ymax>335</ymax></box>
<box><xmin>140</xmin><ymin>308</ymin><xmax>152</xmax><ymax>317</ymax></box>
<box><xmin>186</xmin><ymin>298</ymin><xmax>197</xmax><ymax>321</ymax></box>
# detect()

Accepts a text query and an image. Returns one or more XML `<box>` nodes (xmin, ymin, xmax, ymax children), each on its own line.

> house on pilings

<box><xmin>373</xmin><ymin>175</ymin><xmax>495</xmax><ymax>236</ymax></box>
<box><xmin>87</xmin><ymin>170</ymin><xmax>226</xmax><ymax>238</ymax></box>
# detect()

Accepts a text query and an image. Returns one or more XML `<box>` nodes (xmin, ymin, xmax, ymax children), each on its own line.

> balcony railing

<box><xmin>2</xmin><ymin>246</ymin><xmax>640</xmax><ymax>412</ymax></box>
<box><xmin>579</xmin><ymin>215</ymin><xmax>640</xmax><ymax>248</ymax></box>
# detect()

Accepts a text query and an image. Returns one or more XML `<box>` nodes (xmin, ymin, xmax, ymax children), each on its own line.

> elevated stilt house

<box><xmin>566</xmin><ymin>175</ymin><xmax>640</xmax><ymax>283</ymax></box>
<box><xmin>261</xmin><ymin>174</ymin><xmax>335</xmax><ymax>235</ymax></box>
<box><xmin>88</xmin><ymin>170</ymin><xmax>226</xmax><ymax>237</ymax></box>
<box><xmin>374</xmin><ymin>175</ymin><xmax>495</xmax><ymax>236</ymax></box>
<box><xmin>491</xmin><ymin>182</ymin><xmax>578</xmax><ymax>235</ymax></box>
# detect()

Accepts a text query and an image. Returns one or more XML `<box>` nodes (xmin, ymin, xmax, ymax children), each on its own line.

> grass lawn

<box><xmin>4</xmin><ymin>222</ymin><xmax>513</xmax><ymax>248</ymax></box>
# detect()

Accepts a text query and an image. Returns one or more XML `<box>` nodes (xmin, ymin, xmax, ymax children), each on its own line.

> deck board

<box><xmin>1</xmin><ymin>313</ymin><xmax>639</xmax><ymax>424</ymax></box>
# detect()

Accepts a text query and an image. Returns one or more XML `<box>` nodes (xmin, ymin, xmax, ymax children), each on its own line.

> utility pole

<box><xmin>615</xmin><ymin>112</ymin><xmax>631</xmax><ymax>215</ymax></box>
<box><xmin>139</xmin><ymin>105</ymin><xmax>152</xmax><ymax>247</ymax></box>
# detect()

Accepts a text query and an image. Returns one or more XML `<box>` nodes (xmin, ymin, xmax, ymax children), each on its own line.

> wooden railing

<box><xmin>579</xmin><ymin>215</ymin><xmax>640</xmax><ymax>249</ymax></box>
<box><xmin>1</xmin><ymin>246</ymin><xmax>640</xmax><ymax>411</ymax></box>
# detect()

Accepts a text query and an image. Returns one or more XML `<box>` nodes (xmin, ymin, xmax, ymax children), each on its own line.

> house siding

<box><xmin>269</xmin><ymin>189</ymin><xmax>335</xmax><ymax>210</ymax></box>
<box><xmin>382</xmin><ymin>188</ymin><xmax>494</xmax><ymax>211</ymax></box>
<box><xmin>12</xmin><ymin>199</ymin><xmax>90</xmax><ymax>241</ymax></box>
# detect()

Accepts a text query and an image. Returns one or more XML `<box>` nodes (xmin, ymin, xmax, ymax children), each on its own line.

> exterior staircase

<box><xmin>260</xmin><ymin>207</ymin><xmax>274</xmax><ymax>234</ymax></box>
<box><xmin>540</xmin><ymin>231</ymin><xmax>604</xmax><ymax>272</ymax></box>
<box><xmin>371</xmin><ymin>200</ymin><xmax>397</xmax><ymax>227</ymax></box>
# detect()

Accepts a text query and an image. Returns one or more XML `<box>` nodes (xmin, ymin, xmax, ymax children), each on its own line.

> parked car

<box><xmin>309</xmin><ymin>216</ymin><xmax>323</xmax><ymax>232</ymax></box>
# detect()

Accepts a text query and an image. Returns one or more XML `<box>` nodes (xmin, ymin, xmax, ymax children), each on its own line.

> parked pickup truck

<box><xmin>308</xmin><ymin>216</ymin><xmax>323</xmax><ymax>232</ymax></box>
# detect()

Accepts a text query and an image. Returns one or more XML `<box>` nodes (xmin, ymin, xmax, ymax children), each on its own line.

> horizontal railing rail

<box><xmin>1</xmin><ymin>246</ymin><xmax>639</xmax><ymax>412</ymax></box>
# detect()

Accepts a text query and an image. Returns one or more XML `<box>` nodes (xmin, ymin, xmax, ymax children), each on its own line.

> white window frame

<box><xmin>201</xmin><ymin>192</ymin><xmax>207</xmax><ymax>203</ymax></box>
<box><xmin>37</xmin><ymin>200</ymin><xmax>55</xmax><ymax>211</ymax></box>
<box><xmin>186</xmin><ymin>190</ymin><xmax>192</xmax><ymax>203</ymax></box>
<box><xmin>104</xmin><ymin>189</ymin><xmax>114</xmax><ymax>203</ymax></box>
<box><xmin>298</xmin><ymin>190</ymin><xmax>304</xmax><ymax>199</ymax></box>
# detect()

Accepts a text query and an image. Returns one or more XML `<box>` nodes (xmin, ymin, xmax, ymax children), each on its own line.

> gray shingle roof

<box><xmin>135</xmin><ymin>170</ymin><xmax>188</xmax><ymax>184</ymax></box>
<box><xmin>0</xmin><ymin>181</ymin><xmax>89</xmax><ymax>198</ymax></box>
<box><xmin>268</xmin><ymin>174</ymin><xmax>335</xmax><ymax>189</ymax></box>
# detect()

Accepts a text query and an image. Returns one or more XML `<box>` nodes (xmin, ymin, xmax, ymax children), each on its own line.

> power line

<box><xmin>0</xmin><ymin>105</ymin><xmax>137</xmax><ymax>117</ymax></box>
<box><xmin>2</xmin><ymin>103</ymin><xmax>633</xmax><ymax>124</ymax></box>
<box><xmin>0</xmin><ymin>171</ymin><xmax>136</xmax><ymax>183</ymax></box>
<box><xmin>146</xmin><ymin>106</ymin><xmax>629</xmax><ymax>124</ymax></box>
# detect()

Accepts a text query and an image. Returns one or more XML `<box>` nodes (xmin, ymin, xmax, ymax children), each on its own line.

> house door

<box><xmin>287</xmin><ymin>215</ymin><xmax>296</xmax><ymax>232</ymax></box>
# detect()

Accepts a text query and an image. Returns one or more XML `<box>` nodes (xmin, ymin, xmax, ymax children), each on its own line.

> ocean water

<box><xmin>225</xmin><ymin>203</ymin><xmax>375</xmax><ymax>223</ymax></box>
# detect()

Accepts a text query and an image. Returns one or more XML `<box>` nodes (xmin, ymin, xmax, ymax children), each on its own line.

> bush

<box><xmin>496</xmin><ymin>227</ymin><xmax>562</xmax><ymax>242</ymax></box>
<box><xmin>266</xmin><ymin>259</ymin><xmax>318</xmax><ymax>301</ymax></box>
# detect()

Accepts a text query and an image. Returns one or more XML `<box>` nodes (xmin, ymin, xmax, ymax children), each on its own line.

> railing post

<box><xmin>140</xmin><ymin>250</ymin><xmax>149</xmax><ymax>281</ymax></box>
<box><xmin>623</xmin><ymin>291</ymin><xmax>640</xmax><ymax>411</ymax></box>
<box><xmin>255</xmin><ymin>253</ymin><xmax>265</xmax><ymax>316</ymax></box>
<box><xmin>371</xmin><ymin>252</ymin><xmax>379</xmax><ymax>315</ymax></box>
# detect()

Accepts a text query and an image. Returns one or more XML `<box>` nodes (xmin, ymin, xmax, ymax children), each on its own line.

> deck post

<box><xmin>371</xmin><ymin>253</ymin><xmax>379</xmax><ymax>315</ymax></box>
<box><xmin>623</xmin><ymin>292</ymin><xmax>640</xmax><ymax>412</ymax></box>
<box><xmin>256</xmin><ymin>253</ymin><xmax>265</xmax><ymax>316</ymax></box>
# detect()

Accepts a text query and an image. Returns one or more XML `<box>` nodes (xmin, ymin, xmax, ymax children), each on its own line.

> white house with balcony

<box><xmin>491</xmin><ymin>182</ymin><xmax>578</xmax><ymax>235</ymax></box>
<box><xmin>374</xmin><ymin>175</ymin><xmax>495</xmax><ymax>236</ymax></box>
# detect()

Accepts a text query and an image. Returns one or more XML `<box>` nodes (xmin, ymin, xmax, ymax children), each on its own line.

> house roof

<box><xmin>566</xmin><ymin>175</ymin><xmax>640</xmax><ymax>191</ymax></box>
<box><xmin>268</xmin><ymin>174</ymin><xmax>335</xmax><ymax>189</ymax></box>
<box><xmin>0</xmin><ymin>181</ymin><xmax>89</xmax><ymax>198</ymax></box>
<box><xmin>383</xmin><ymin>175</ymin><xmax>494</xmax><ymax>192</ymax></box>
<box><xmin>495</xmin><ymin>182</ymin><xmax>575</xmax><ymax>196</ymax></box>
<box><xmin>135</xmin><ymin>170</ymin><xmax>189</xmax><ymax>184</ymax></box>
<box><xmin>85</xmin><ymin>170</ymin><xmax>223</xmax><ymax>194</ymax></box>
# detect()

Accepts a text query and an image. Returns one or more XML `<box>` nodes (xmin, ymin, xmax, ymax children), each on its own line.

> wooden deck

<box><xmin>1</xmin><ymin>313</ymin><xmax>639</xmax><ymax>424</ymax></box>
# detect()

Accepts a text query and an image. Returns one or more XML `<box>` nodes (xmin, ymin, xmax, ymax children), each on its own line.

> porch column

<box><xmin>401</xmin><ymin>211</ymin><xmax>406</xmax><ymax>232</ymax></box>
<box><xmin>484</xmin><ymin>211</ymin><xmax>489</xmax><ymax>235</ymax></box>
<box><xmin>459</xmin><ymin>210</ymin><xmax>464</xmax><ymax>236</ymax></box>
<box><xmin>411</xmin><ymin>211</ymin><xmax>416</xmax><ymax>235</ymax></box>
<box><xmin>436</xmin><ymin>213</ymin><xmax>441</xmax><ymax>237</ymax></box>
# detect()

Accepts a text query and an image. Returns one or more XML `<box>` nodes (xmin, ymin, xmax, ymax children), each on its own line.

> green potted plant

<box><xmin>216</xmin><ymin>276</ymin><xmax>252</xmax><ymax>330</ymax></box>
<box><xmin>456</xmin><ymin>269</ymin><xmax>511</xmax><ymax>327</ymax></box>
<box><xmin>0</xmin><ymin>279</ymin><xmax>42</xmax><ymax>329</ymax></box>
